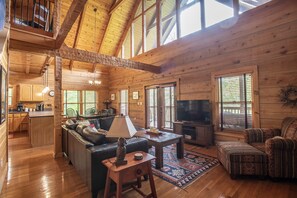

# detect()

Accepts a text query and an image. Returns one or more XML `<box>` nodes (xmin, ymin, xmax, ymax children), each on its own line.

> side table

<box><xmin>102</xmin><ymin>151</ymin><xmax>157</xmax><ymax>198</ymax></box>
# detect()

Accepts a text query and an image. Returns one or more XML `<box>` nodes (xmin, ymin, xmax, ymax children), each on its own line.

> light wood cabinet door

<box><xmin>8</xmin><ymin>117</ymin><xmax>14</xmax><ymax>132</ymax></box>
<box><xmin>32</xmin><ymin>85</ymin><xmax>44</xmax><ymax>101</ymax></box>
<box><xmin>13</xmin><ymin>114</ymin><xmax>22</xmax><ymax>132</ymax></box>
<box><xmin>19</xmin><ymin>84</ymin><xmax>32</xmax><ymax>101</ymax></box>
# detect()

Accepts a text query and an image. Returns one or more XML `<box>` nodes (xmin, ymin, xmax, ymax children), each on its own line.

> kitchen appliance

<box><xmin>36</xmin><ymin>103</ymin><xmax>45</xmax><ymax>111</ymax></box>
<box><xmin>17</xmin><ymin>103</ymin><xmax>24</xmax><ymax>112</ymax></box>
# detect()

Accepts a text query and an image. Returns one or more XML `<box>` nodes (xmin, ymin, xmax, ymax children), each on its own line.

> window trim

<box><xmin>211</xmin><ymin>65</ymin><xmax>259</xmax><ymax>132</ymax></box>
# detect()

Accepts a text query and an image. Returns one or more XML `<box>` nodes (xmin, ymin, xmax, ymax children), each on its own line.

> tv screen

<box><xmin>176</xmin><ymin>100</ymin><xmax>211</xmax><ymax>123</ymax></box>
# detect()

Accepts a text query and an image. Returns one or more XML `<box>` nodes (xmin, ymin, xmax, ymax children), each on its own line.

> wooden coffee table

<box><xmin>135</xmin><ymin>130</ymin><xmax>184</xmax><ymax>169</ymax></box>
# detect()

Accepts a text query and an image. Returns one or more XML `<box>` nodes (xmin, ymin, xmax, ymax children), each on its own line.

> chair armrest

<box><xmin>266</xmin><ymin>137</ymin><xmax>297</xmax><ymax>151</ymax></box>
<box><xmin>244</xmin><ymin>128</ymin><xmax>281</xmax><ymax>143</ymax></box>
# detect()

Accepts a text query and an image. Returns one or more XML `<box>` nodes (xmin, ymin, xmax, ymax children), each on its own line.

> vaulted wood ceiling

<box><xmin>9</xmin><ymin>0</ymin><xmax>140</xmax><ymax>74</ymax></box>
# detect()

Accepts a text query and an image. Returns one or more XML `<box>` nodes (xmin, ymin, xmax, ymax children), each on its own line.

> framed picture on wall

<box><xmin>111</xmin><ymin>93</ymin><xmax>115</xmax><ymax>101</ymax></box>
<box><xmin>132</xmin><ymin>91</ymin><xmax>139</xmax><ymax>100</ymax></box>
<box><xmin>0</xmin><ymin>65</ymin><xmax>7</xmax><ymax>123</ymax></box>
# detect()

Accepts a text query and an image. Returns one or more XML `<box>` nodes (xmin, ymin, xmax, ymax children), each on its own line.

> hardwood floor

<box><xmin>1</xmin><ymin>133</ymin><xmax>297</xmax><ymax>198</ymax></box>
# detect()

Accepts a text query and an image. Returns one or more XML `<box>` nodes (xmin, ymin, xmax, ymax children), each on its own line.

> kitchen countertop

<box><xmin>29</xmin><ymin>111</ymin><xmax>54</xmax><ymax>118</ymax></box>
<box><xmin>9</xmin><ymin>111</ymin><xmax>28</xmax><ymax>114</ymax></box>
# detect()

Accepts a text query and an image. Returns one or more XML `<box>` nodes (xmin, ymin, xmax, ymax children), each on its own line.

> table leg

<box><xmin>148</xmin><ymin>162</ymin><xmax>157</xmax><ymax>198</ymax></box>
<box><xmin>155</xmin><ymin>145</ymin><xmax>163</xmax><ymax>169</ymax></box>
<box><xmin>104</xmin><ymin>169</ymin><xmax>111</xmax><ymax>198</ymax></box>
<box><xmin>177</xmin><ymin>137</ymin><xmax>184</xmax><ymax>159</ymax></box>
<box><xmin>116</xmin><ymin>173</ymin><xmax>122</xmax><ymax>198</ymax></box>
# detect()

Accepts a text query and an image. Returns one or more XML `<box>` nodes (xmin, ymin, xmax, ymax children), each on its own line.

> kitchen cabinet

<box><xmin>32</xmin><ymin>85</ymin><xmax>44</xmax><ymax>101</ymax></box>
<box><xmin>8</xmin><ymin>113</ymin><xmax>29</xmax><ymax>133</ymax></box>
<box><xmin>18</xmin><ymin>84</ymin><xmax>32</xmax><ymax>101</ymax></box>
<box><xmin>17</xmin><ymin>84</ymin><xmax>44</xmax><ymax>102</ymax></box>
<box><xmin>8</xmin><ymin>114</ymin><xmax>13</xmax><ymax>132</ymax></box>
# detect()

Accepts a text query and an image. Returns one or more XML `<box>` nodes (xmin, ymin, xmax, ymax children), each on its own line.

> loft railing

<box><xmin>11</xmin><ymin>0</ymin><xmax>54</xmax><ymax>33</ymax></box>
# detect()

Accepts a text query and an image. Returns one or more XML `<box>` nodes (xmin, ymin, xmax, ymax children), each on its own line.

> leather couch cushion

<box><xmin>82</xmin><ymin>126</ymin><xmax>106</xmax><ymax>145</ymax></box>
<box><xmin>65</xmin><ymin>119</ymin><xmax>78</xmax><ymax>130</ymax></box>
<box><xmin>99</xmin><ymin>116</ymin><xmax>114</xmax><ymax>130</ymax></box>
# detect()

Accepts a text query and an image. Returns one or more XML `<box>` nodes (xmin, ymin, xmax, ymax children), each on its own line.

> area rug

<box><xmin>149</xmin><ymin>146</ymin><xmax>219</xmax><ymax>189</ymax></box>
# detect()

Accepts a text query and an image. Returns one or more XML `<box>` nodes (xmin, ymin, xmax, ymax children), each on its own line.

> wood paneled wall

<box><xmin>9</xmin><ymin>68</ymin><xmax>110</xmax><ymax>111</ymax></box>
<box><xmin>0</xmin><ymin>29</ymin><xmax>8</xmax><ymax>193</ymax></box>
<box><xmin>109</xmin><ymin>0</ymin><xmax>297</xmax><ymax>129</ymax></box>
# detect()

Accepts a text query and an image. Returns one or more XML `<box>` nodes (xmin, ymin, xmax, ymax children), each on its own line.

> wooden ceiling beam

<box><xmin>69</xmin><ymin>6</ymin><xmax>87</xmax><ymax>70</ymax></box>
<box><xmin>10</xmin><ymin>39</ymin><xmax>55</xmax><ymax>56</ymax></box>
<box><xmin>40</xmin><ymin>55</ymin><xmax>51</xmax><ymax>74</ymax></box>
<box><xmin>55</xmin><ymin>0</ymin><xmax>87</xmax><ymax>49</ymax></box>
<box><xmin>109</xmin><ymin>0</ymin><xmax>125</xmax><ymax>15</ymax></box>
<box><xmin>115</xmin><ymin>0</ymin><xmax>142</xmax><ymax>57</ymax></box>
<box><xmin>58</xmin><ymin>45</ymin><xmax>161</xmax><ymax>74</ymax></box>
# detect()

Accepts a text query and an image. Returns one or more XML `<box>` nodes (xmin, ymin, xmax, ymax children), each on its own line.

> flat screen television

<box><xmin>176</xmin><ymin>100</ymin><xmax>211</xmax><ymax>124</ymax></box>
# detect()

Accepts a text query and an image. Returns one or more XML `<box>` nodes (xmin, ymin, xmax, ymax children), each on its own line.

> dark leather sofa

<box><xmin>62</xmin><ymin>117</ymin><xmax>148</xmax><ymax>198</ymax></box>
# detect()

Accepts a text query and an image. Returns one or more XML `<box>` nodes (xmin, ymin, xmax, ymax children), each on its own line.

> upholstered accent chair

<box><xmin>245</xmin><ymin>117</ymin><xmax>297</xmax><ymax>179</ymax></box>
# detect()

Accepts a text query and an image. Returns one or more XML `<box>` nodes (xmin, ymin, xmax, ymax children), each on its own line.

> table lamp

<box><xmin>106</xmin><ymin>115</ymin><xmax>137</xmax><ymax>166</ymax></box>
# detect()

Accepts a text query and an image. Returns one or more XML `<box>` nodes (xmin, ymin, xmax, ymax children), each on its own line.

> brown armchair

<box><xmin>244</xmin><ymin>117</ymin><xmax>297</xmax><ymax>179</ymax></box>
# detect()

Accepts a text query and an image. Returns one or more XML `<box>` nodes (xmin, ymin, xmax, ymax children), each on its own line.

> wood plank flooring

<box><xmin>1</xmin><ymin>132</ymin><xmax>297</xmax><ymax>198</ymax></box>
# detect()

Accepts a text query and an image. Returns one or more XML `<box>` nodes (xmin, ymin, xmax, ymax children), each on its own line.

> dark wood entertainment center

<box><xmin>173</xmin><ymin>122</ymin><xmax>213</xmax><ymax>148</ymax></box>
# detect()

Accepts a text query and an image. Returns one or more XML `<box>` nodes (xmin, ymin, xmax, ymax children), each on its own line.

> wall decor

<box><xmin>280</xmin><ymin>85</ymin><xmax>297</xmax><ymax>108</ymax></box>
<box><xmin>132</xmin><ymin>91</ymin><xmax>139</xmax><ymax>100</ymax></box>
<box><xmin>0</xmin><ymin>65</ymin><xmax>7</xmax><ymax>123</ymax></box>
<box><xmin>111</xmin><ymin>93</ymin><xmax>115</xmax><ymax>101</ymax></box>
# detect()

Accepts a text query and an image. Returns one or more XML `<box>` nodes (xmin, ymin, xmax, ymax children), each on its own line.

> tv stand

<box><xmin>173</xmin><ymin>121</ymin><xmax>213</xmax><ymax>147</ymax></box>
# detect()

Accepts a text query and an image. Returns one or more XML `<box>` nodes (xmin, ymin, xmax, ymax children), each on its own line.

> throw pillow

<box><xmin>76</xmin><ymin>124</ymin><xmax>88</xmax><ymax>136</ymax></box>
<box><xmin>65</xmin><ymin>119</ymin><xmax>78</xmax><ymax>130</ymax></box>
<box><xmin>82</xmin><ymin>126</ymin><xmax>106</xmax><ymax>145</ymax></box>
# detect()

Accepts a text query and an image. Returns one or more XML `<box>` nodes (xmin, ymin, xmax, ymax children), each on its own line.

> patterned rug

<box><xmin>149</xmin><ymin>146</ymin><xmax>219</xmax><ymax>189</ymax></box>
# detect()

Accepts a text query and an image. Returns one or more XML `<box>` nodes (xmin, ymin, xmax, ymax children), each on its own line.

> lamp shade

<box><xmin>106</xmin><ymin>115</ymin><xmax>137</xmax><ymax>138</ymax></box>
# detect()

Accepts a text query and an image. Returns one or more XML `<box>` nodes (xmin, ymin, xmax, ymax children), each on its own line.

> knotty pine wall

<box><xmin>109</xmin><ymin>0</ymin><xmax>297</xmax><ymax>130</ymax></box>
<box><xmin>9</xmin><ymin>68</ymin><xmax>110</xmax><ymax>111</ymax></box>
<box><xmin>0</xmin><ymin>30</ymin><xmax>8</xmax><ymax>192</ymax></box>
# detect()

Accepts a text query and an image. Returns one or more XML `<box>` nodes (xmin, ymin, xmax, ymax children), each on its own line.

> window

<box><xmin>120</xmin><ymin>90</ymin><xmax>129</xmax><ymax>115</ymax></box>
<box><xmin>218</xmin><ymin>74</ymin><xmax>252</xmax><ymax>130</ymax></box>
<box><xmin>63</xmin><ymin>90</ymin><xmax>97</xmax><ymax>116</ymax></box>
<box><xmin>205</xmin><ymin>0</ymin><xmax>234</xmax><ymax>28</ymax></box>
<box><xmin>161</xmin><ymin>0</ymin><xmax>177</xmax><ymax>45</ymax></box>
<box><xmin>83</xmin><ymin>91</ymin><xmax>97</xmax><ymax>115</ymax></box>
<box><xmin>212</xmin><ymin>66</ymin><xmax>259</xmax><ymax>131</ymax></box>
<box><xmin>64</xmin><ymin>90</ymin><xmax>80</xmax><ymax>116</ymax></box>
<box><xmin>146</xmin><ymin>88</ymin><xmax>158</xmax><ymax>128</ymax></box>
<box><xmin>146</xmin><ymin>84</ymin><xmax>176</xmax><ymax>130</ymax></box>
<box><xmin>8</xmin><ymin>87</ymin><xmax>13</xmax><ymax>106</ymax></box>
<box><xmin>180</xmin><ymin>0</ymin><xmax>202</xmax><ymax>37</ymax></box>
<box><xmin>119</xmin><ymin>0</ymin><xmax>271</xmax><ymax>57</ymax></box>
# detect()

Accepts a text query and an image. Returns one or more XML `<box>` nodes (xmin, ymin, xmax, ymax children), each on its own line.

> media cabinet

<box><xmin>173</xmin><ymin>122</ymin><xmax>213</xmax><ymax>147</ymax></box>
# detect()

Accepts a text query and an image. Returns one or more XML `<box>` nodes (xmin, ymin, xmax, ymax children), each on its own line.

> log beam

<box><xmin>69</xmin><ymin>6</ymin><xmax>86</xmax><ymax>70</ymax></box>
<box><xmin>53</xmin><ymin>55</ymin><xmax>63</xmax><ymax>158</ymax></box>
<box><xmin>40</xmin><ymin>55</ymin><xmax>54</xmax><ymax>74</ymax></box>
<box><xmin>55</xmin><ymin>0</ymin><xmax>87</xmax><ymax>49</ymax></box>
<box><xmin>59</xmin><ymin>45</ymin><xmax>161</xmax><ymax>73</ymax></box>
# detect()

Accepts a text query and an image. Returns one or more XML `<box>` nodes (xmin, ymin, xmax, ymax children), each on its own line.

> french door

<box><xmin>146</xmin><ymin>84</ymin><xmax>176</xmax><ymax>130</ymax></box>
